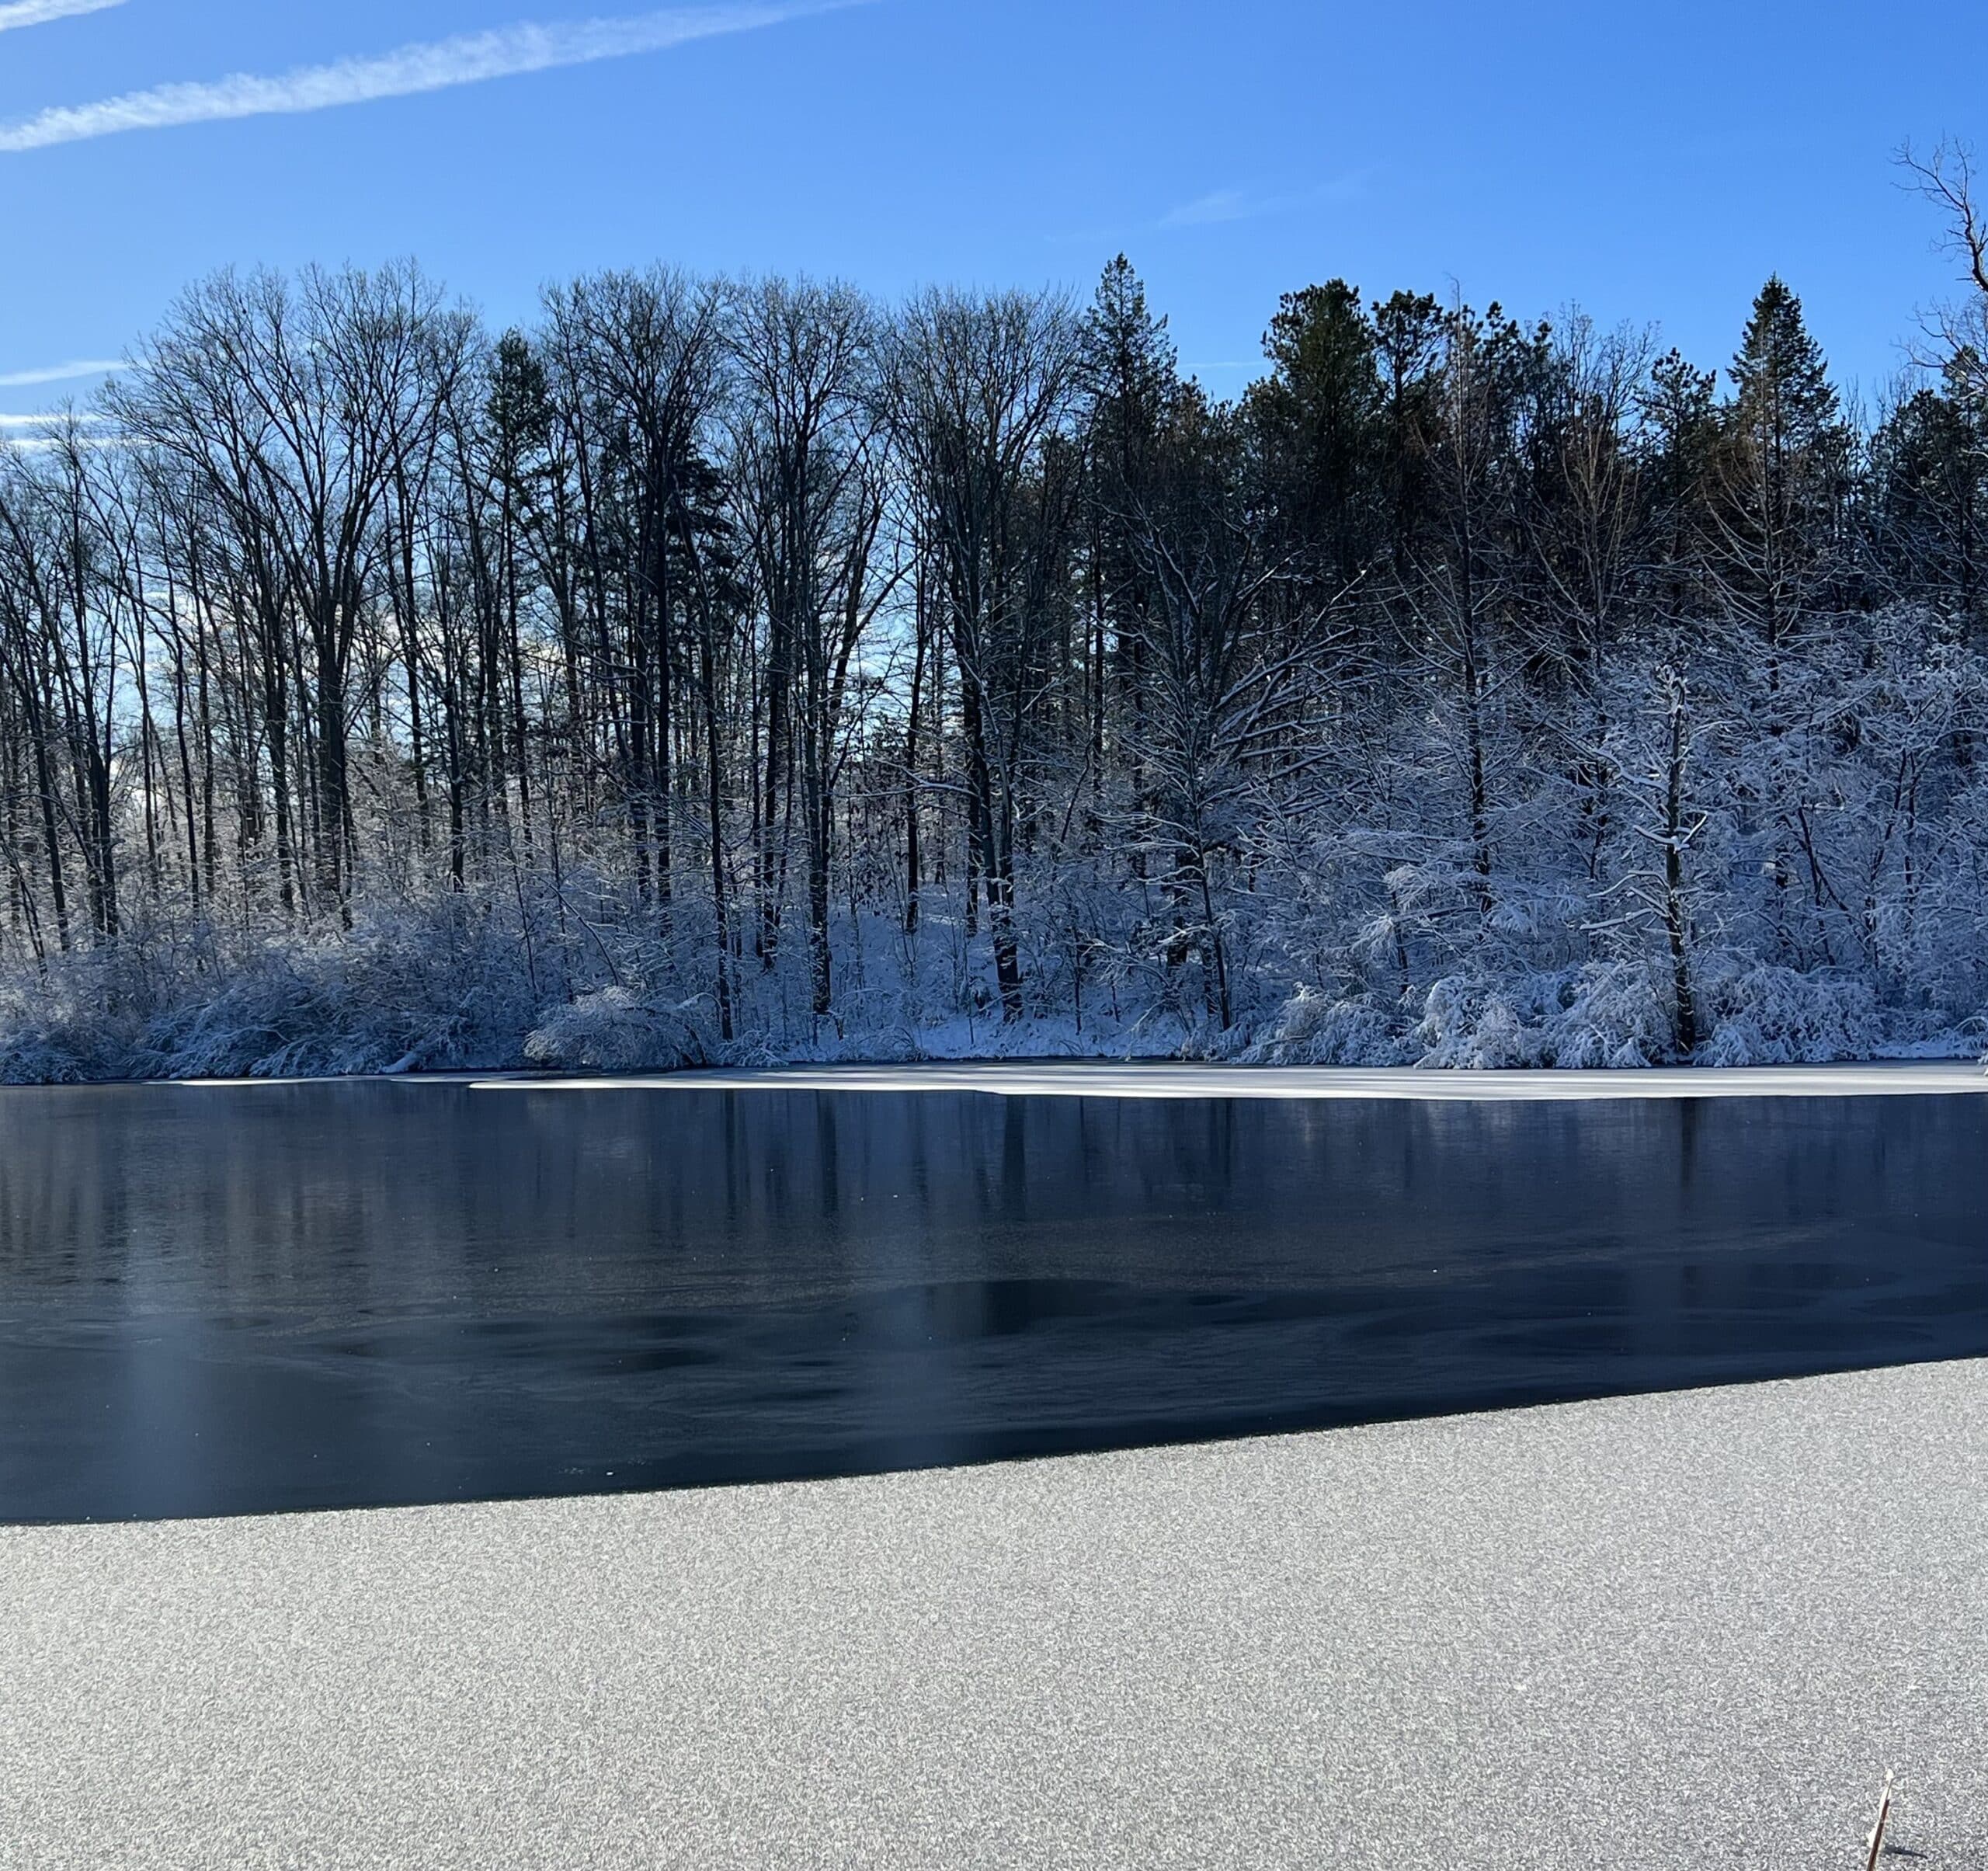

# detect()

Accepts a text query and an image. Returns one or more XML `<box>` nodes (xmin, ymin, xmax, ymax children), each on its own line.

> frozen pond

<box><xmin>1</xmin><ymin>1078</ymin><xmax>1983</xmax><ymax>1521</ymax></box>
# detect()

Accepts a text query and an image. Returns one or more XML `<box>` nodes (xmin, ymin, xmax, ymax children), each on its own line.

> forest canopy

<box><xmin>5</xmin><ymin>176</ymin><xmax>1988</xmax><ymax>1080</ymax></box>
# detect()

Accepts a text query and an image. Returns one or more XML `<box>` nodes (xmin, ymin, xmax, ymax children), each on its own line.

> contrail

<box><xmin>0</xmin><ymin>0</ymin><xmax>124</xmax><ymax>33</ymax></box>
<box><xmin>0</xmin><ymin>2</ymin><xmax>860</xmax><ymax>153</ymax></box>
<box><xmin>0</xmin><ymin>359</ymin><xmax>124</xmax><ymax>387</ymax></box>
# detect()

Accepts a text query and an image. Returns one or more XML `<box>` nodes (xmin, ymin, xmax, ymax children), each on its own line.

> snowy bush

<box><xmin>1237</xmin><ymin>989</ymin><xmax>1413</xmax><ymax>1066</ymax></box>
<box><xmin>1694</xmin><ymin>958</ymin><xmax>1880</xmax><ymax>1067</ymax></box>
<box><xmin>1541</xmin><ymin>965</ymin><xmax>1675</xmax><ymax>1069</ymax></box>
<box><xmin>0</xmin><ymin>901</ymin><xmax>556</xmax><ymax>1082</ymax></box>
<box><xmin>1409</xmin><ymin>965</ymin><xmax>1673</xmax><ymax>1069</ymax></box>
<box><xmin>137</xmin><ymin>947</ymin><xmax>506</xmax><ymax>1079</ymax></box>
<box><xmin>0</xmin><ymin>971</ymin><xmax>137</xmax><ymax>1084</ymax></box>
<box><xmin>523</xmin><ymin>988</ymin><xmax>713</xmax><ymax>1073</ymax></box>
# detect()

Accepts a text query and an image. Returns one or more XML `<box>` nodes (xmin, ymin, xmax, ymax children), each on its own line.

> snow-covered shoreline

<box><xmin>471</xmin><ymin>1059</ymin><xmax>1988</xmax><ymax>1100</ymax></box>
<box><xmin>17</xmin><ymin>1056</ymin><xmax>1971</xmax><ymax>1098</ymax></box>
<box><xmin>7</xmin><ymin>886</ymin><xmax>1984</xmax><ymax>1087</ymax></box>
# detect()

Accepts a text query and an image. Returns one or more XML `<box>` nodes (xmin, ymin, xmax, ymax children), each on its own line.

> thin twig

<box><xmin>1864</xmin><ymin>1767</ymin><xmax>1896</xmax><ymax>1871</ymax></box>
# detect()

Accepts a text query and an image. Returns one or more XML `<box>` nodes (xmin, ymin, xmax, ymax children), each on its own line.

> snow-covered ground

<box><xmin>7</xmin><ymin>1362</ymin><xmax>1982</xmax><ymax>1869</ymax></box>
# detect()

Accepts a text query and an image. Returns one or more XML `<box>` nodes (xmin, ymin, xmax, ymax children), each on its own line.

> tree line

<box><xmin>4</xmin><ymin>156</ymin><xmax>1987</xmax><ymax>1075</ymax></box>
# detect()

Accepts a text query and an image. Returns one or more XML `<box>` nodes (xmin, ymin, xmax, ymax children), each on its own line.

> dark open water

<box><xmin>0</xmin><ymin>1081</ymin><xmax>1982</xmax><ymax>1522</ymax></box>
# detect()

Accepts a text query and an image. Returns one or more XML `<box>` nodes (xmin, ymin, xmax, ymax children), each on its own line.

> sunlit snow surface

<box><xmin>473</xmin><ymin>1059</ymin><xmax>1988</xmax><ymax>1100</ymax></box>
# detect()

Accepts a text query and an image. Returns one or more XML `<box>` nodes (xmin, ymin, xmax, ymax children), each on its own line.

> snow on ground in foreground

<box><xmin>472</xmin><ymin>1059</ymin><xmax>1988</xmax><ymax>1101</ymax></box>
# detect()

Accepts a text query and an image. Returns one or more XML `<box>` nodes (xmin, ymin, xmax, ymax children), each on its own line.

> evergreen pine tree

<box><xmin>1640</xmin><ymin>347</ymin><xmax>1719</xmax><ymax>621</ymax></box>
<box><xmin>1730</xmin><ymin>276</ymin><xmax>1839</xmax><ymax>450</ymax></box>
<box><xmin>1246</xmin><ymin>280</ymin><xmax>1383</xmax><ymax>589</ymax></box>
<box><xmin>1079</xmin><ymin>255</ymin><xmax>1178</xmax><ymax>501</ymax></box>
<box><xmin>1714</xmin><ymin>278</ymin><xmax>1850</xmax><ymax>651</ymax></box>
<box><xmin>1869</xmin><ymin>353</ymin><xmax>1988</xmax><ymax>634</ymax></box>
<box><xmin>1078</xmin><ymin>256</ymin><xmax>1180</xmax><ymax>774</ymax></box>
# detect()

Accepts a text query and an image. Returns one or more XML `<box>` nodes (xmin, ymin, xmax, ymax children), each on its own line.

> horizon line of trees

<box><xmin>5</xmin><ymin>147</ymin><xmax>1988</xmax><ymax>1069</ymax></box>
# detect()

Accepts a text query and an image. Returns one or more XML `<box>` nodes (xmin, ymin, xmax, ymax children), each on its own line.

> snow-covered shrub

<box><xmin>1542</xmin><ymin>964</ymin><xmax>1674</xmax><ymax>1068</ymax></box>
<box><xmin>0</xmin><ymin>969</ymin><xmax>137</xmax><ymax>1084</ymax></box>
<box><xmin>130</xmin><ymin>911</ymin><xmax>541</xmax><ymax>1078</ymax></box>
<box><xmin>1694</xmin><ymin>957</ymin><xmax>1879</xmax><ymax>1066</ymax></box>
<box><xmin>1408</xmin><ymin>964</ymin><xmax>1673</xmax><ymax>1069</ymax></box>
<box><xmin>1238</xmin><ymin>988</ymin><xmax>1413</xmax><ymax>1066</ymax></box>
<box><xmin>1413</xmin><ymin>977</ymin><xmax>1539</xmax><ymax>1068</ymax></box>
<box><xmin>0</xmin><ymin>897</ymin><xmax>560</xmax><ymax>1082</ymax></box>
<box><xmin>522</xmin><ymin>987</ymin><xmax>712</xmax><ymax>1073</ymax></box>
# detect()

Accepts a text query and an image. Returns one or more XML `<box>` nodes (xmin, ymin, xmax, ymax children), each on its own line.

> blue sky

<box><xmin>1</xmin><ymin>0</ymin><xmax>1983</xmax><ymax>419</ymax></box>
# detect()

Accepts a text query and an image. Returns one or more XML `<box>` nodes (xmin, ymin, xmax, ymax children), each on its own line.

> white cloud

<box><xmin>0</xmin><ymin>0</ymin><xmax>123</xmax><ymax>33</ymax></box>
<box><xmin>1157</xmin><ymin>175</ymin><xmax>1368</xmax><ymax>231</ymax></box>
<box><xmin>0</xmin><ymin>2</ymin><xmax>861</xmax><ymax>153</ymax></box>
<box><xmin>0</xmin><ymin>411</ymin><xmax>109</xmax><ymax>427</ymax></box>
<box><xmin>3</xmin><ymin>433</ymin><xmax>121</xmax><ymax>453</ymax></box>
<box><xmin>1159</xmin><ymin>189</ymin><xmax>1256</xmax><ymax>230</ymax></box>
<box><xmin>0</xmin><ymin>359</ymin><xmax>123</xmax><ymax>386</ymax></box>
